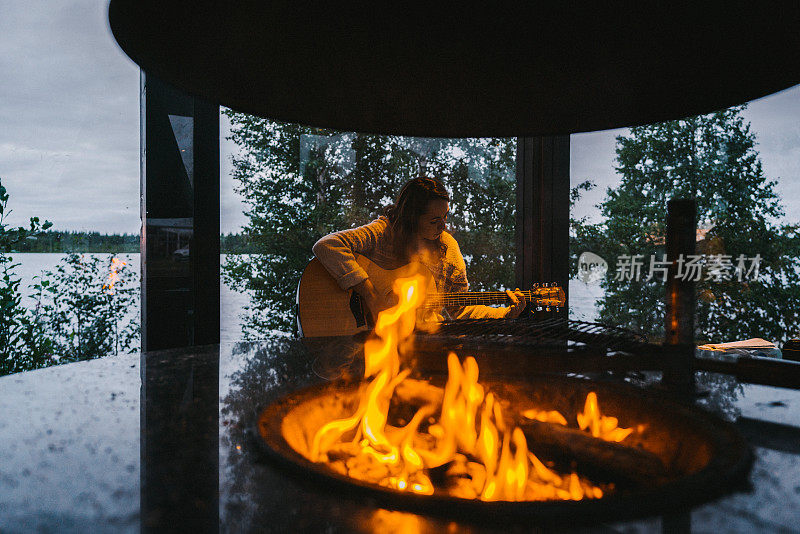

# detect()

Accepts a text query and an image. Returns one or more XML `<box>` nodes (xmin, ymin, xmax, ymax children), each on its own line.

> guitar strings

<box><xmin>425</xmin><ymin>289</ymin><xmax>562</xmax><ymax>307</ymax></box>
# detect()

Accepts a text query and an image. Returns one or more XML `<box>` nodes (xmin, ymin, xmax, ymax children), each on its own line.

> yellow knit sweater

<box><xmin>312</xmin><ymin>216</ymin><xmax>509</xmax><ymax>319</ymax></box>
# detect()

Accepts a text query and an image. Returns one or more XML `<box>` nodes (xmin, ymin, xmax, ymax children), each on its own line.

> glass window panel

<box><xmin>220</xmin><ymin>114</ymin><xmax>517</xmax><ymax>337</ymax></box>
<box><xmin>570</xmin><ymin>87</ymin><xmax>800</xmax><ymax>346</ymax></box>
<box><xmin>1</xmin><ymin>2</ymin><xmax>140</xmax><ymax>374</ymax></box>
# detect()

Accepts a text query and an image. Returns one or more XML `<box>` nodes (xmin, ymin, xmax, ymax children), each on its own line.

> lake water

<box><xmin>9</xmin><ymin>253</ymin><xmax>251</xmax><ymax>343</ymax></box>
<box><xmin>8</xmin><ymin>253</ymin><xmax>603</xmax><ymax>346</ymax></box>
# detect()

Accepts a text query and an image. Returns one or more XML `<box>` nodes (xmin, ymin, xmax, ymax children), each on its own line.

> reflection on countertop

<box><xmin>0</xmin><ymin>338</ymin><xmax>799</xmax><ymax>532</ymax></box>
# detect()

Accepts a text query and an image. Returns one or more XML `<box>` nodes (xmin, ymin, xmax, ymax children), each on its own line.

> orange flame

<box><xmin>577</xmin><ymin>392</ymin><xmax>634</xmax><ymax>442</ymax></box>
<box><xmin>103</xmin><ymin>257</ymin><xmax>126</xmax><ymax>294</ymax></box>
<box><xmin>523</xmin><ymin>409</ymin><xmax>568</xmax><ymax>426</ymax></box>
<box><xmin>307</xmin><ymin>274</ymin><xmax>622</xmax><ymax>501</ymax></box>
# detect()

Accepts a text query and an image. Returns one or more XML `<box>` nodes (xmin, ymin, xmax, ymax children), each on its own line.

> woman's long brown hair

<box><xmin>384</xmin><ymin>177</ymin><xmax>450</xmax><ymax>261</ymax></box>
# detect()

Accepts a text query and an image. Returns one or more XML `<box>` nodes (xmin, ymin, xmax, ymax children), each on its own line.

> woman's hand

<box><xmin>505</xmin><ymin>288</ymin><xmax>527</xmax><ymax>318</ymax></box>
<box><xmin>354</xmin><ymin>278</ymin><xmax>393</xmax><ymax>321</ymax></box>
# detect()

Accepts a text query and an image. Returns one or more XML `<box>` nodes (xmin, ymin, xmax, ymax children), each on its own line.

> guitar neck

<box><xmin>424</xmin><ymin>287</ymin><xmax>564</xmax><ymax>309</ymax></box>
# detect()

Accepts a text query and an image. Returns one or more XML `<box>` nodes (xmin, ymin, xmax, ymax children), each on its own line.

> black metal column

<box><xmin>515</xmin><ymin>136</ymin><xmax>570</xmax><ymax>317</ymax></box>
<box><xmin>191</xmin><ymin>91</ymin><xmax>221</xmax><ymax>346</ymax></box>
<box><xmin>140</xmin><ymin>71</ymin><xmax>220</xmax><ymax>532</ymax></box>
<box><xmin>140</xmin><ymin>72</ymin><xmax>220</xmax><ymax>351</ymax></box>
<box><xmin>140</xmin><ymin>347</ymin><xmax>220</xmax><ymax>533</ymax></box>
<box><xmin>663</xmin><ymin>198</ymin><xmax>696</xmax><ymax>388</ymax></box>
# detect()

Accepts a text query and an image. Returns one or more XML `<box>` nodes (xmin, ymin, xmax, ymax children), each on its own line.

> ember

<box><xmin>285</xmin><ymin>274</ymin><xmax>647</xmax><ymax>502</ymax></box>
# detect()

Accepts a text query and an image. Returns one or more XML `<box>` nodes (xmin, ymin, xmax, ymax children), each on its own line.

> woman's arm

<box><xmin>312</xmin><ymin>218</ymin><xmax>388</xmax><ymax>290</ymax></box>
<box><xmin>312</xmin><ymin>218</ymin><xmax>395</xmax><ymax>316</ymax></box>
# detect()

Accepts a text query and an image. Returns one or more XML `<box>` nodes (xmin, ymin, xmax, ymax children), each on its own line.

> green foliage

<box><xmin>0</xmin><ymin>177</ymin><xmax>140</xmax><ymax>376</ymax></box>
<box><xmin>7</xmin><ymin>229</ymin><xmax>261</xmax><ymax>254</ymax></box>
<box><xmin>572</xmin><ymin>106</ymin><xmax>800</xmax><ymax>344</ymax></box>
<box><xmin>221</xmin><ymin>232</ymin><xmax>257</xmax><ymax>254</ymax></box>
<box><xmin>222</xmin><ymin>111</ymin><xmax>517</xmax><ymax>336</ymax></box>
<box><xmin>34</xmin><ymin>254</ymin><xmax>139</xmax><ymax>362</ymax></box>
<box><xmin>438</xmin><ymin>141</ymin><xmax>517</xmax><ymax>291</ymax></box>
<box><xmin>0</xmin><ymin>180</ymin><xmax>54</xmax><ymax>375</ymax></box>
<box><xmin>8</xmin><ymin>229</ymin><xmax>277</xmax><ymax>254</ymax></box>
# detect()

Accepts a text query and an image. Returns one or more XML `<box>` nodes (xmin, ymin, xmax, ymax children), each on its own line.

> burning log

<box><xmin>389</xmin><ymin>378</ymin><xmax>664</xmax><ymax>487</ymax></box>
<box><xmin>261</xmin><ymin>351</ymin><xmax>753</xmax><ymax>522</ymax></box>
<box><xmin>516</xmin><ymin>420</ymin><xmax>668</xmax><ymax>487</ymax></box>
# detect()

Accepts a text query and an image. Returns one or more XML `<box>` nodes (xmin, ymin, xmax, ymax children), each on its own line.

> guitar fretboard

<box><xmin>424</xmin><ymin>288</ymin><xmax>564</xmax><ymax>309</ymax></box>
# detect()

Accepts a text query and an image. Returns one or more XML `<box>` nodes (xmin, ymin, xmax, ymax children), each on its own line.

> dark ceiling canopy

<box><xmin>109</xmin><ymin>2</ymin><xmax>800</xmax><ymax>138</ymax></box>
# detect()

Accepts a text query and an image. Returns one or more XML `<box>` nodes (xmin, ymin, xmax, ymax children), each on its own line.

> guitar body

<box><xmin>297</xmin><ymin>253</ymin><xmax>565</xmax><ymax>338</ymax></box>
<box><xmin>297</xmin><ymin>254</ymin><xmax>435</xmax><ymax>337</ymax></box>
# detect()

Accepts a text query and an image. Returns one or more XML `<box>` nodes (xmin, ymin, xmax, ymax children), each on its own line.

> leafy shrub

<box><xmin>0</xmin><ymin>181</ymin><xmax>54</xmax><ymax>375</ymax></box>
<box><xmin>0</xmin><ymin>177</ymin><xmax>140</xmax><ymax>376</ymax></box>
<box><xmin>33</xmin><ymin>253</ymin><xmax>139</xmax><ymax>363</ymax></box>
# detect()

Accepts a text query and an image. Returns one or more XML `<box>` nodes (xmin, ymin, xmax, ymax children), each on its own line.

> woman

<box><xmin>312</xmin><ymin>177</ymin><xmax>526</xmax><ymax>321</ymax></box>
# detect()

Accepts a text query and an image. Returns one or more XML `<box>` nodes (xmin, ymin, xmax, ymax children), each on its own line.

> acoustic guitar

<box><xmin>296</xmin><ymin>254</ymin><xmax>566</xmax><ymax>337</ymax></box>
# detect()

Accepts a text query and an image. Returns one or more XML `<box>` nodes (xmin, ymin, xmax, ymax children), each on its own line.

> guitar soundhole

<box><xmin>349</xmin><ymin>292</ymin><xmax>368</xmax><ymax>328</ymax></box>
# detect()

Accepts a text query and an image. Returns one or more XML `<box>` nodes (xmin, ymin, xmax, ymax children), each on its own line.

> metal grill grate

<box><xmin>415</xmin><ymin>318</ymin><xmax>647</xmax><ymax>354</ymax></box>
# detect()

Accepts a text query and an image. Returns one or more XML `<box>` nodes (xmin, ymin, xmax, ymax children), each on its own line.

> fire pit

<box><xmin>256</xmin><ymin>276</ymin><xmax>751</xmax><ymax>526</ymax></box>
<box><xmin>258</xmin><ymin>368</ymin><xmax>750</xmax><ymax>525</ymax></box>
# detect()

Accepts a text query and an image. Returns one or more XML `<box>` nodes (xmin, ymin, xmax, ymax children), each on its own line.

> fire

<box><xmin>103</xmin><ymin>257</ymin><xmax>126</xmax><ymax>294</ymax></box>
<box><xmin>523</xmin><ymin>409</ymin><xmax>568</xmax><ymax>426</ymax></box>
<box><xmin>367</xmin><ymin>510</ymin><xmax>425</xmax><ymax>534</ymax></box>
<box><xmin>305</xmin><ymin>274</ymin><xmax>638</xmax><ymax>502</ymax></box>
<box><xmin>524</xmin><ymin>395</ymin><xmax>637</xmax><ymax>444</ymax></box>
<box><xmin>577</xmin><ymin>392</ymin><xmax>634</xmax><ymax>443</ymax></box>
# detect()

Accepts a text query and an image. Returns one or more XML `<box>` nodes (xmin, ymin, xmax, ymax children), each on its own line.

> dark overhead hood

<box><xmin>108</xmin><ymin>2</ymin><xmax>800</xmax><ymax>137</ymax></box>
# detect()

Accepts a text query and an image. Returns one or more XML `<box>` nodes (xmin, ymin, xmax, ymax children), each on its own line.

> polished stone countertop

<box><xmin>1</xmin><ymin>338</ymin><xmax>799</xmax><ymax>533</ymax></box>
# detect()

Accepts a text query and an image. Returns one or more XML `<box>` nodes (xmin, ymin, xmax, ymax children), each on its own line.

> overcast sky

<box><xmin>571</xmin><ymin>86</ymin><xmax>800</xmax><ymax>225</ymax></box>
<box><xmin>0</xmin><ymin>0</ymin><xmax>248</xmax><ymax>234</ymax></box>
<box><xmin>1</xmin><ymin>1</ymin><xmax>799</xmax><ymax>235</ymax></box>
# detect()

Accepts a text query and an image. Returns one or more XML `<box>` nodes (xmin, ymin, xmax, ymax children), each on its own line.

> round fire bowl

<box><xmin>256</xmin><ymin>374</ymin><xmax>751</xmax><ymax>526</ymax></box>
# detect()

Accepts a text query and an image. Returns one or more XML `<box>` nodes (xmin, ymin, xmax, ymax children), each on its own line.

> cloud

<box><xmin>570</xmin><ymin>128</ymin><xmax>625</xmax><ymax>224</ymax></box>
<box><xmin>1</xmin><ymin>0</ymin><xmax>799</xmax><ymax>236</ymax></box>
<box><xmin>0</xmin><ymin>0</ymin><xmax>140</xmax><ymax>234</ymax></box>
<box><xmin>0</xmin><ymin>0</ymin><xmax>252</xmax><ymax>234</ymax></box>
<box><xmin>744</xmin><ymin>86</ymin><xmax>800</xmax><ymax>222</ymax></box>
